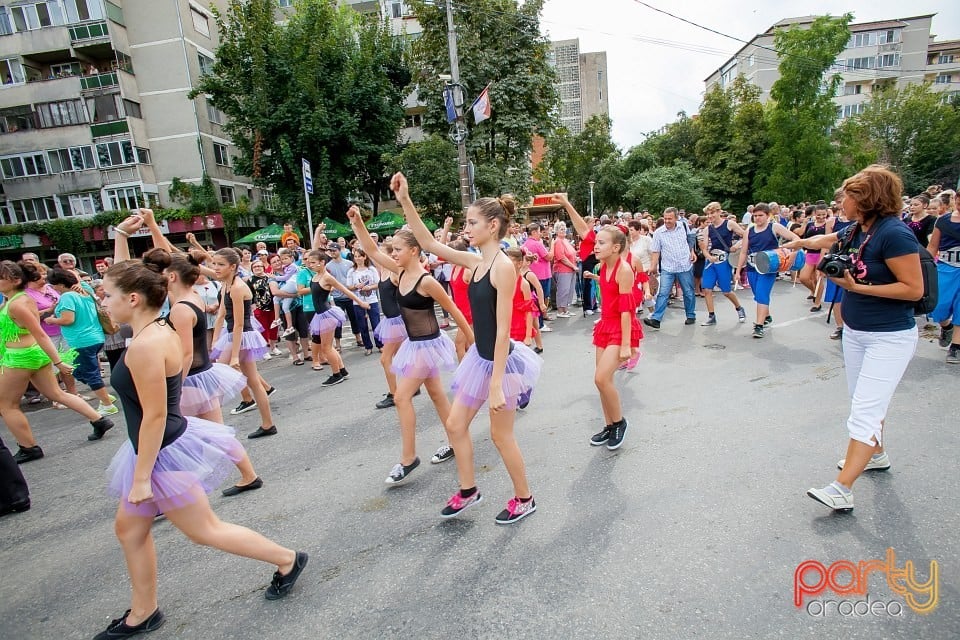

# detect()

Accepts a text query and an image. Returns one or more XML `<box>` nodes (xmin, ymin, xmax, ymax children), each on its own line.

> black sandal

<box><xmin>292</xmin><ymin>359</ymin><xmax>305</xmax><ymax>366</ymax></box>
<box><xmin>810</xmin><ymin>305</ymin><xmax>822</xmax><ymax>312</ymax></box>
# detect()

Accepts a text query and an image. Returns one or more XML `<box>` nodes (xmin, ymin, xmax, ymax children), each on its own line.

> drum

<box><xmin>726</xmin><ymin>250</ymin><xmax>741</xmax><ymax>267</ymax></box>
<box><xmin>709</xmin><ymin>249</ymin><xmax>727</xmax><ymax>264</ymax></box>
<box><xmin>754</xmin><ymin>248</ymin><xmax>805</xmax><ymax>274</ymax></box>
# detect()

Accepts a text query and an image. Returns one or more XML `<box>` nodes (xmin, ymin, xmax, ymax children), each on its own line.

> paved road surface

<box><xmin>2</xmin><ymin>281</ymin><xmax>957</xmax><ymax>639</ymax></box>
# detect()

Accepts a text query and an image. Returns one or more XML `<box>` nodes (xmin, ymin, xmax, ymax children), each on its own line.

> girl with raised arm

<box><xmin>348</xmin><ymin>207</ymin><xmax>470</xmax><ymax>479</ymax></box>
<box><xmin>209</xmin><ymin>248</ymin><xmax>277</xmax><ymax>439</ymax></box>
<box><xmin>93</xmin><ymin>260</ymin><xmax>306</xmax><ymax>639</ymax></box>
<box><xmin>391</xmin><ymin>173</ymin><xmax>541</xmax><ymax>524</ymax></box>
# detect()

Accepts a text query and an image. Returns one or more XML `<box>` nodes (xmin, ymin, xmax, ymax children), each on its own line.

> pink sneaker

<box><xmin>440</xmin><ymin>490</ymin><xmax>483</xmax><ymax>518</ymax></box>
<box><xmin>495</xmin><ymin>496</ymin><xmax>537</xmax><ymax>524</ymax></box>
<box><xmin>625</xmin><ymin>352</ymin><xmax>642</xmax><ymax>371</ymax></box>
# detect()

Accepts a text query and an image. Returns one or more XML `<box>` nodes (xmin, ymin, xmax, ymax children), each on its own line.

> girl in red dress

<box><xmin>447</xmin><ymin>236</ymin><xmax>475</xmax><ymax>361</ymax></box>
<box><xmin>505</xmin><ymin>249</ymin><xmax>535</xmax><ymax>346</ymax></box>
<box><xmin>589</xmin><ymin>227</ymin><xmax>642</xmax><ymax>451</ymax></box>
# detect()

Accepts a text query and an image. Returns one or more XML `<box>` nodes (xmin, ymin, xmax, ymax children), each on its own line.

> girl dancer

<box><xmin>0</xmin><ymin>261</ymin><xmax>114</xmax><ymax>462</ymax></box>
<box><xmin>518</xmin><ymin>251</ymin><xmax>545</xmax><ymax>353</ymax></box>
<box><xmin>799</xmin><ymin>205</ymin><xmax>829</xmax><ymax>312</ymax></box>
<box><xmin>301</xmin><ymin>249</ymin><xmax>369</xmax><ymax>385</ymax></box>
<box><xmin>505</xmin><ymin>249</ymin><xmax>536</xmax><ymax>347</ymax></box>
<box><xmin>734</xmin><ymin>203</ymin><xmax>800</xmax><ymax>339</ymax></box>
<box><xmin>348</xmin><ymin>208</ymin><xmax>470</xmax><ymax>480</ymax></box>
<box><xmin>392</xmin><ymin>173</ymin><xmax>541</xmax><ymax>524</ymax></box>
<box><xmin>209</xmin><ymin>249</ymin><xmax>277</xmax><ymax>439</ymax></box>
<box><xmin>824</xmin><ymin>197</ymin><xmax>855</xmax><ymax>340</ymax></box>
<box><xmin>368</xmin><ymin>239</ymin><xmax>407</xmax><ymax>409</ymax></box>
<box><xmin>149</xmin><ymin>249</ymin><xmax>262</xmax><ymax>497</ymax></box>
<box><xmin>93</xmin><ymin>260</ymin><xmax>306</xmax><ymax>639</ymax></box>
<box><xmin>589</xmin><ymin>227</ymin><xmax>642</xmax><ymax>450</ymax></box>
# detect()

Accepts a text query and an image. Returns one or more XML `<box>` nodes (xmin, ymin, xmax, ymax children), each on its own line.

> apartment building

<box><xmin>0</xmin><ymin>0</ymin><xmax>256</xmax><ymax>250</ymax></box>
<box><xmin>704</xmin><ymin>14</ymin><xmax>959</xmax><ymax>121</ymax></box>
<box><xmin>548</xmin><ymin>39</ymin><xmax>609</xmax><ymax>135</ymax></box>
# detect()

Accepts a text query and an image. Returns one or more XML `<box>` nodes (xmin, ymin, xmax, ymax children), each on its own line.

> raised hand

<box><xmin>116</xmin><ymin>214</ymin><xmax>144</xmax><ymax>235</ymax></box>
<box><xmin>390</xmin><ymin>172</ymin><xmax>410</xmax><ymax>201</ymax></box>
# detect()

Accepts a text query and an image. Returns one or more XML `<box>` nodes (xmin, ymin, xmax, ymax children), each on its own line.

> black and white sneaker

<box><xmin>752</xmin><ymin>324</ymin><xmax>765</xmax><ymax>339</ymax></box>
<box><xmin>93</xmin><ymin>608</ymin><xmax>165</xmax><ymax>639</ymax></box>
<box><xmin>431</xmin><ymin>445</ymin><xmax>454</xmax><ymax>464</ymax></box>
<box><xmin>736</xmin><ymin>307</ymin><xmax>746</xmax><ymax>323</ymax></box>
<box><xmin>385</xmin><ymin>457</ymin><xmax>420</xmax><ymax>484</ymax></box>
<box><xmin>590</xmin><ymin>426</ymin><xmax>612</xmax><ymax>446</ymax></box>
<box><xmin>230</xmin><ymin>400</ymin><xmax>257</xmax><ymax>415</ymax></box>
<box><xmin>606</xmin><ymin>419</ymin><xmax>627</xmax><ymax>450</ymax></box>
<box><xmin>339</xmin><ymin>368</ymin><xmax>349</xmax><ymax>379</ymax></box>
<box><xmin>375</xmin><ymin>393</ymin><xmax>395</xmax><ymax>409</ymax></box>
<box><xmin>321</xmin><ymin>373</ymin><xmax>345</xmax><ymax>387</ymax></box>
<box><xmin>701</xmin><ymin>314</ymin><xmax>717</xmax><ymax>326</ymax></box>
<box><xmin>265</xmin><ymin>386</ymin><xmax>278</xmax><ymax>397</ymax></box>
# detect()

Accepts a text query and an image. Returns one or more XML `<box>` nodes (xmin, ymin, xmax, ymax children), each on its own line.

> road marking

<box><xmin>769</xmin><ymin>313</ymin><xmax>826</xmax><ymax>329</ymax></box>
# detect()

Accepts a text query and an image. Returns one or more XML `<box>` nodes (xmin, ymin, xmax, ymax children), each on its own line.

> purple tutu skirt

<box><xmin>309</xmin><ymin>306</ymin><xmax>347</xmax><ymax>336</ymax></box>
<box><xmin>106</xmin><ymin>417</ymin><xmax>245</xmax><ymax>517</ymax></box>
<box><xmin>374</xmin><ymin>315</ymin><xmax>407</xmax><ymax>344</ymax></box>
<box><xmin>451</xmin><ymin>342</ymin><xmax>542</xmax><ymax>411</ymax></box>
<box><xmin>390</xmin><ymin>333</ymin><xmax>458</xmax><ymax>379</ymax></box>
<box><xmin>181</xmin><ymin>363</ymin><xmax>248</xmax><ymax>417</ymax></box>
<box><xmin>210</xmin><ymin>329</ymin><xmax>269</xmax><ymax>362</ymax></box>
<box><xmin>250</xmin><ymin>315</ymin><xmax>265</xmax><ymax>334</ymax></box>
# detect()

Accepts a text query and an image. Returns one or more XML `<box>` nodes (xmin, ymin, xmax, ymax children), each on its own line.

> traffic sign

<box><xmin>302</xmin><ymin>158</ymin><xmax>313</xmax><ymax>195</ymax></box>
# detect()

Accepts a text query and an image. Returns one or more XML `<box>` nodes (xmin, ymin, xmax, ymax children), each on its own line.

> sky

<box><xmin>538</xmin><ymin>0</ymin><xmax>960</xmax><ymax>150</ymax></box>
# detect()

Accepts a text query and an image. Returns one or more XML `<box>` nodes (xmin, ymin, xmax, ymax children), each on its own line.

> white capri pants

<box><xmin>842</xmin><ymin>326</ymin><xmax>918</xmax><ymax>447</ymax></box>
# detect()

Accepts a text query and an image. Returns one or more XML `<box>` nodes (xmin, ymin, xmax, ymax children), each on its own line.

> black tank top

<box><xmin>397</xmin><ymin>271</ymin><xmax>440</xmax><ymax>341</ymax></box>
<box><xmin>311</xmin><ymin>280</ymin><xmax>333</xmax><ymax>313</ymax></box>
<box><xmin>175</xmin><ymin>301</ymin><xmax>212</xmax><ymax>377</ymax></box>
<box><xmin>111</xmin><ymin>341</ymin><xmax>187</xmax><ymax>454</ymax></box>
<box><xmin>379</xmin><ymin>277</ymin><xmax>401</xmax><ymax>318</ymax></box>
<box><xmin>468</xmin><ymin>254</ymin><xmax>501</xmax><ymax>360</ymax></box>
<box><xmin>223</xmin><ymin>287</ymin><xmax>253</xmax><ymax>332</ymax></box>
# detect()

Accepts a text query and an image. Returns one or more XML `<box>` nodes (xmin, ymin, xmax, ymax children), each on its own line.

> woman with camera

<box><xmin>784</xmin><ymin>165</ymin><xmax>923</xmax><ymax>511</ymax></box>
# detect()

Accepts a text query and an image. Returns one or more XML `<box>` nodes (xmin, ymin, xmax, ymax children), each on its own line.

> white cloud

<box><xmin>539</xmin><ymin>0</ymin><xmax>960</xmax><ymax>150</ymax></box>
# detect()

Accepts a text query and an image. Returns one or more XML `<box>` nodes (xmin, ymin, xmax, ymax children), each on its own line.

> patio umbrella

<box><xmin>366</xmin><ymin>211</ymin><xmax>406</xmax><ymax>232</ymax></box>
<box><xmin>234</xmin><ymin>223</ymin><xmax>287</xmax><ymax>244</ymax></box>
<box><xmin>319</xmin><ymin>217</ymin><xmax>353</xmax><ymax>238</ymax></box>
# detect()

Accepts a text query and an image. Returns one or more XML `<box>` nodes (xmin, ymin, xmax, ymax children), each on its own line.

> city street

<box><xmin>1</xmin><ymin>282</ymin><xmax>957</xmax><ymax>640</ymax></box>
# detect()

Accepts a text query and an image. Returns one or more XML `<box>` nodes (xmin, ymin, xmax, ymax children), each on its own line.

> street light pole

<box><xmin>444</xmin><ymin>1</ymin><xmax>473</xmax><ymax>213</ymax></box>
<box><xmin>589</xmin><ymin>181</ymin><xmax>595</xmax><ymax>216</ymax></box>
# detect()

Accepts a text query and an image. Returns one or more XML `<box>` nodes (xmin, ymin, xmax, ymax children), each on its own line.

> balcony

<box><xmin>81</xmin><ymin>71</ymin><xmax>118</xmax><ymax>91</ymax></box>
<box><xmin>100</xmin><ymin>166</ymin><xmax>140</xmax><ymax>185</ymax></box>
<box><xmin>69</xmin><ymin>21</ymin><xmax>110</xmax><ymax>46</ymax></box>
<box><xmin>91</xmin><ymin>119</ymin><xmax>128</xmax><ymax>137</ymax></box>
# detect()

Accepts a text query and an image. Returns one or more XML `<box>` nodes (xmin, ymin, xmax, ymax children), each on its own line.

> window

<box><xmin>191</xmin><ymin>8</ymin><xmax>210</xmax><ymax>37</ymax></box>
<box><xmin>848</xmin><ymin>32</ymin><xmax>875</xmax><ymax>48</ymax></box>
<box><xmin>50</xmin><ymin>62</ymin><xmax>82</xmax><ymax>78</ymax></box>
<box><xmin>935</xmin><ymin>75</ymin><xmax>953</xmax><ymax>85</ymax></box>
<box><xmin>0</xmin><ymin>8</ymin><xmax>12</xmax><ymax>36</ymax></box>
<box><xmin>404</xmin><ymin>113</ymin><xmax>422</xmax><ymax>128</ymax></box>
<box><xmin>847</xmin><ymin>56</ymin><xmax>875</xmax><ymax>70</ymax></box>
<box><xmin>842</xmin><ymin>103</ymin><xmax>865</xmax><ymax>119</ymax></box>
<box><xmin>843</xmin><ymin>84</ymin><xmax>862</xmax><ymax>96</ymax></box>
<box><xmin>213</xmin><ymin>142</ymin><xmax>229</xmax><ymax>166</ymax></box>
<box><xmin>206</xmin><ymin>100</ymin><xmax>224</xmax><ymax>124</ymax></box>
<box><xmin>58</xmin><ymin>192</ymin><xmax>101</xmax><ymax>217</ymax></box>
<box><xmin>9</xmin><ymin>197</ymin><xmax>59</xmax><ymax>222</ymax></box>
<box><xmin>36</xmin><ymin>99</ymin><xmax>88</xmax><ymax>127</ymax></box>
<box><xmin>198</xmin><ymin>53</ymin><xmax>214</xmax><ymax>76</ymax></box>
<box><xmin>877</xmin><ymin>53</ymin><xmax>900</xmax><ymax>68</ymax></box>
<box><xmin>65</xmin><ymin>0</ymin><xmax>105</xmax><ymax>23</ymax></box>
<box><xmin>939</xmin><ymin>54</ymin><xmax>956</xmax><ymax>65</ymax></box>
<box><xmin>1</xmin><ymin>152</ymin><xmax>49</xmax><ymax>178</ymax></box>
<box><xmin>1</xmin><ymin>107</ymin><xmax>38</xmax><ymax>133</ymax></box>
<box><xmin>106</xmin><ymin>186</ymin><xmax>142</xmax><ymax>211</ymax></box>
<box><xmin>747</xmin><ymin>54</ymin><xmax>755</xmax><ymax>67</ymax></box>
<box><xmin>85</xmin><ymin>93</ymin><xmax>123</xmax><ymax>122</ymax></box>
<box><xmin>390</xmin><ymin>1</ymin><xmax>403</xmax><ymax>19</ymax></box>
<box><xmin>96</xmin><ymin>139</ymin><xmax>137</xmax><ymax>167</ymax></box>
<box><xmin>47</xmin><ymin>145</ymin><xmax>96</xmax><ymax>172</ymax></box>
<box><xmin>135</xmin><ymin>146</ymin><xmax>150</xmax><ymax>164</ymax></box>
<box><xmin>877</xmin><ymin>29</ymin><xmax>900</xmax><ymax>45</ymax></box>
<box><xmin>597</xmin><ymin>70</ymin><xmax>603</xmax><ymax>101</ymax></box>
<box><xmin>1</xmin><ymin>58</ymin><xmax>26</xmax><ymax>85</ymax></box>
<box><xmin>277</xmin><ymin>0</ymin><xmax>292</xmax><ymax>7</ymax></box>
<box><xmin>219</xmin><ymin>185</ymin><xmax>234</xmax><ymax>204</ymax></box>
<box><xmin>122</xmin><ymin>99</ymin><xmax>142</xmax><ymax>119</ymax></box>
<box><xmin>261</xmin><ymin>189</ymin><xmax>277</xmax><ymax>211</ymax></box>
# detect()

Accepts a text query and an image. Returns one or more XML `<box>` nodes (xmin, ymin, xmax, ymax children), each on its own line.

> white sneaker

<box><xmin>584</xmin><ymin>309</ymin><xmax>595</xmax><ymax>316</ymax></box>
<box><xmin>262</xmin><ymin>353</ymin><xmax>273</xmax><ymax>360</ymax></box>
<box><xmin>540</xmin><ymin>325</ymin><xmax>553</xmax><ymax>333</ymax></box>
<box><xmin>270</xmin><ymin>347</ymin><xmax>283</xmax><ymax>356</ymax></box>
<box><xmin>807</xmin><ymin>482</ymin><xmax>854</xmax><ymax>511</ymax></box>
<box><xmin>97</xmin><ymin>403</ymin><xmax>119</xmax><ymax>416</ymax></box>
<box><xmin>837</xmin><ymin>451</ymin><xmax>890</xmax><ymax>471</ymax></box>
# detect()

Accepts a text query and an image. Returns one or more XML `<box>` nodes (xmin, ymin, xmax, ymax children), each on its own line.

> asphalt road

<box><xmin>2</xmin><ymin>280</ymin><xmax>957</xmax><ymax>640</ymax></box>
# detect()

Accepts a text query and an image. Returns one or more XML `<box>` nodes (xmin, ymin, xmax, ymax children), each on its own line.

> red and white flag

<box><xmin>471</xmin><ymin>85</ymin><xmax>491</xmax><ymax>124</ymax></box>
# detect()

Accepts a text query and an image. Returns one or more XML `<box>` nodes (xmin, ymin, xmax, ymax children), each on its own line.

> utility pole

<box><xmin>444</xmin><ymin>0</ymin><xmax>473</xmax><ymax>213</ymax></box>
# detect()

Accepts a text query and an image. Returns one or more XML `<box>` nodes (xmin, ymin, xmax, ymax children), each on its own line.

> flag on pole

<box><xmin>471</xmin><ymin>85</ymin><xmax>491</xmax><ymax>124</ymax></box>
<box><xmin>443</xmin><ymin>86</ymin><xmax>457</xmax><ymax>123</ymax></box>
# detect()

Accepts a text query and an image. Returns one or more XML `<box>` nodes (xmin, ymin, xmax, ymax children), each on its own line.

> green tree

<box><xmin>384</xmin><ymin>134</ymin><xmax>460</xmax><ymax>218</ymax></box>
<box><xmin>192</xmin><ymin>0</ymin><xmax>409</xmax><ymax>222</ymax></box>
<box><xmin>408</xmin><ymin>0</ymin><xmax>556</xmax><ymax>194</ymax></box>
<box><xmin>625</xmin><ymin>161</ymin><xmax>708</xmax><ymax>214</ymax></box>
<box><xmin>642</xmin><ymin>111</ymin><xmax>701</xmax><ymax>167</ymax></box>
<box><xmin>755</xmin><ymin>14</ymin><xmax>852</xmax><ymax>202</ymax></box>
<box><xmin>534</xmin><ymin>115</ymin><xmax>619</xmax><ymax>212</ymax></box>
<box><xmin>838</xmin><ymin>84</ymin><xmax>960</xmax><ymax>194</ymax></box>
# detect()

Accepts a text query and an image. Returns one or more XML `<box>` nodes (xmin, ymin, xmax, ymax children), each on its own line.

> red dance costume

<box><xmin>592</xmin><ymin>259</ymin><xmax>643</xmax><ymax>348</ymax></box>
<box><xmin>449</xmin><ymin>265</ymin><xmax>473</xmax><ymax>325</ymax></box>
<box><xmin>510</xmin><ymin>275</ymin><xmax>537</xmax><ymax>342</ymax></box>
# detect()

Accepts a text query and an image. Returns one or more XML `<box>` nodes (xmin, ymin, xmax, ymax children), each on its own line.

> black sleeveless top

<box><xmin>397</xmin><ymin>271</ymin><xmax>440</xmax><ymax>341</ymax></box>
<box><xmin>311</xmin><ymin>280</ymin><xmax>333</xmax><ymax>313</ymax></box>
<box><xmin>803</xmin><ymin>222</ymin><xmax>827</xmax><ymax>255</ymax></box>
<box><xmin>379</xmin><ymin>278</ymin><xmax>401</xmax><ymax>318</ymax></box>
<box><xmin>223</xmin><ymin>287</ymin><xmax>253</xmax><ymax>332</ymax></box>
<box><xmin>111</xmin><ymin>346</ymin><xmax>187</xmax><ymax>454</ymax></box>
<box><xmin>176</xmin><ymin>301</ymin><xmax>212</xmax><ymax>377</ymax></box>
<box><xmin>468</xmin><ymin>254</ymin><xmax>501</xmax><ymax>361</ymax></box>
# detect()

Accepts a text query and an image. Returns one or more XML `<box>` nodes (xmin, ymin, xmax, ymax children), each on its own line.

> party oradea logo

<box><xmin>794</xmin><ymin>548</ymin><xmax>938</xmax><ymax>617</ymax></box>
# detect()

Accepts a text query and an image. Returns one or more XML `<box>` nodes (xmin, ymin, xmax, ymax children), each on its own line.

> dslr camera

<box><xmin>817</xmin><ymin>254</ymin><xmax>856</xmax><ymax>278</ymax></box>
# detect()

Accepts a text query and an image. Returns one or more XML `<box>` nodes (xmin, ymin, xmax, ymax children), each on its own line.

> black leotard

<box><xmin>311</xmin><ymin>280</ymin><xmax>333</xmax><ymax>313</ymax></box>
<box><xmin>397</xmin><ymin>271</ymin><xmax>440</xmax><ymax>341</ymax></box>
<box><xmin>379</xmin><ymin>278</ymin><xmax>401</xmax><ymax>319</ymax></box>
<box><xmin>111</xmin><ymin>344</ymin><xmax>187</xmax><ymax>454</ymax></box>
<box><xmin>174</xmin><ymin>301</ymin><xmax>212</xmax><ymax>376</ymax></box>
<box><xmin>223</xmin><ymin>287</ymin><xmax>253</xmax><ymax>332</ymax></box>
<box><xmin>468</xmin><ymin>254</ymin><xmax>503</xmax><ymax>361</ymax></box>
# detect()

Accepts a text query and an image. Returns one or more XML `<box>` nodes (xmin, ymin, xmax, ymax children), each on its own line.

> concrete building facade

<box><xmin>0</xmin><ymin>0</ymin><xmax>260</xmax><ymax>233</ymax></box>
<box><xmin>704</xmin><ymin>14</ymin><xmax>959</xmax><ymax>121</ymax></box>
<box><xmin>548</xmin><ymin>38</ymin><xmax>609</xmax><ymax>135</ymax></box>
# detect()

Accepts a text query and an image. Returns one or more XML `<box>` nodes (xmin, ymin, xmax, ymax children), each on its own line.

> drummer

<box><xmin>698</xmin><ymin>202</ymin><xmax>747</xmax><ymax>326</ymax></box>
<box><xmin>734</xmin><ymin>203</ymin><xmax>801</xmax><ymax>338</ymax></box>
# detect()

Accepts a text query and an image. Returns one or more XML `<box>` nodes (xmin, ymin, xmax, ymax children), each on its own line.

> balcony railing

<box><xmin>90</xmin><ymin>120</ymin><xmax>128</xmax><ymax>137</ymax></box>
<box><xmin>69</xmin><ymin>20</ymin><xmax>110</xmax><ymax>45</ymax></box>
<box><xmin>81</xmin><ymin>71</ymin><xmax>118</xmax><ymax>91</ymax></box>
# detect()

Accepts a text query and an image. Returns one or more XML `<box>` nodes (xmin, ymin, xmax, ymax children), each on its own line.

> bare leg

<box><xmin>380</xmin><ymin>342</ymin><xmax>400</xmax><ymax>394</ymax></box>
<box><xmin>238</xmin><ymin>359</ymin><xmax>274</xmax><ymax>428</ymax></box>
<box><xmin>703</xmin><ymin>289</ymin><xmax>716</xmax><ymax>314</ymax></box>
<box><xmin>31</xmin><ymin>366</ymin><xmax>102</xmax><ymax>421</ymax></box>
<box><xmin>93</xmin><ymin>386</ymin><xmax>114</xmax><ymax>407</ymax></box>
<box><xmin>113</xmin><ymin>506</ymin><xmax>158</xmax><ymax>627</ymax></box>
<box><xmin>489</xmin><ymin>408</ymin><xmax>531</xmax><ymax>499</ymax></box>
<box><xmin>394</xmin><ymin>375</ymin><xmax>425</xmax><ymax>465</ymax></box>
<box><xmin>320</xmin><ymin>331</ymin><xmax>342</xmax><ymax>373</ymax></box>
<box><xmin>0</xmin><ymin>367</ymin><xmax>39</xmax><ymax>446</ymax></box>
<box><xmin>723</xmin><ymin>291</ymin><xmax>742</xmax><ymax>309</ymax></box>
<box><xmin>445</xmin><ymin>400</ymin><xmax>481</xmax><ymax>489</ymax></box>
<box><xmin>594</xmin><ymin>347</ymin><xmax>623</xmax><ymax>425</ymax></box>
